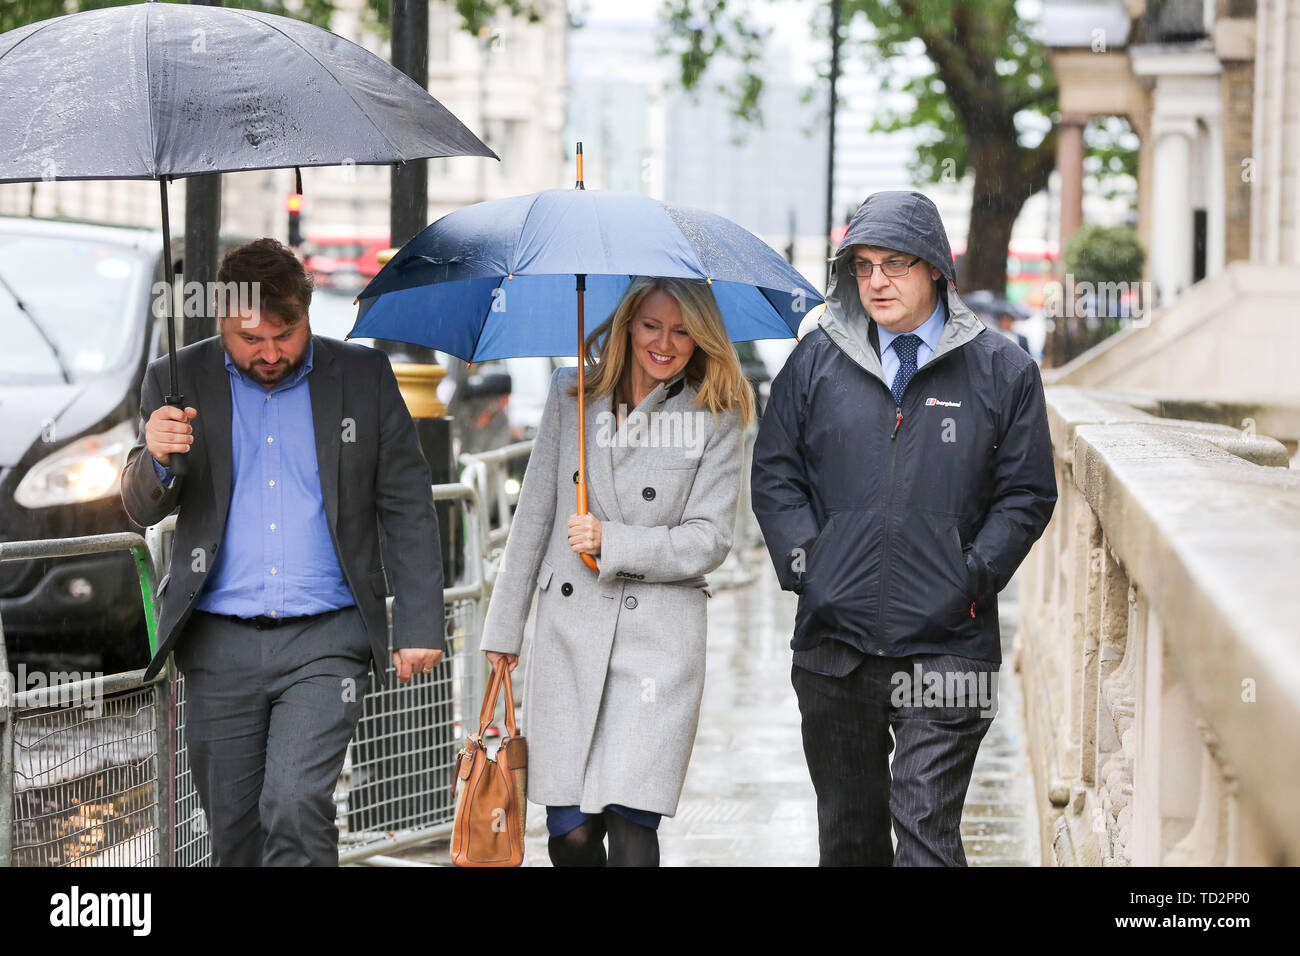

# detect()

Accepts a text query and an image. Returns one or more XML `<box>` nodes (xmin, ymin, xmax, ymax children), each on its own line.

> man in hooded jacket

<box><xmin>751</xmin><ymin>191</ymin><xmax>1056</xmax><ymax>866</ymax></box>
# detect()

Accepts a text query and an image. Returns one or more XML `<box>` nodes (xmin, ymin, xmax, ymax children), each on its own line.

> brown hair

<box><xmin>215</xmin><ymin>237</ymin><xmax>313</xmax><ymax>322</ymax></box>
<box><xmin>570</xmin><ymin>276</ymin><xmax>755</xmax><ymax>428</ymax></box>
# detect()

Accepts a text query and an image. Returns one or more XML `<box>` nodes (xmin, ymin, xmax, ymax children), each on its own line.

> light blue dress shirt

<box><xmin>154</xmin><ymin>342</ymin><xmax>354</xmax><ymax>618</ymax></box>
<box><xmin>877</xmin><ymin>296</ymin><xmax>947</xmax><ymax>392</ymax></box>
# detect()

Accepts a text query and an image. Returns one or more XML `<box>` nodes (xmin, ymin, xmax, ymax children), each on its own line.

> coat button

<box><xmin>573</xmin><ymin>470</ymin><xmax>580</xmax><ymax>484</ymax></box>
<box><xmin>561</xmin><ymin>582</ymin><xmax>573</xmax><ymax>596</ymax></box>
<box><xmin>641</xmin><ymin>487</ymin><xmax>655</xmax><ymax>501</ymax></box>
<box><xmin>624</xmin><ymin>595</ymin><xmax>638</xmax><ymax>609</ymax></box>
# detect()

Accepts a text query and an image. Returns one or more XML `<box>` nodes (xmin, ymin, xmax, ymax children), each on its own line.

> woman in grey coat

<box><xmin>479</xmin><ymin>276</ymin><xmax>754</xmax><ymax>866</ymax></box>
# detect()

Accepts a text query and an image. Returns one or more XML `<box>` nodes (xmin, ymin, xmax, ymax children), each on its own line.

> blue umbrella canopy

<box><xmin>349</xmin><ymin>189</ymin><xmax>824</xmax><ymax>362</ymax></box>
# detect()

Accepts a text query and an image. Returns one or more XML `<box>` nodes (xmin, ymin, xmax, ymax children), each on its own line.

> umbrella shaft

<box><xmin>575</xmin><ymin>274</ymin><xmax>597</xmax><ymax>574</ymax></box>
<box><xmin>576</xmin><ymin>275</ymin><xmax>586</xmax><ymax>513</ymax></box>
<box><xmin>159</xmin><ymin>179</ymin><xmax>189</xmax><ymax>479</ymax></box>
<box><xmin>159</xmin><ymin>179</ymin><xmax>182</xmax><ymax>404</ymax></box>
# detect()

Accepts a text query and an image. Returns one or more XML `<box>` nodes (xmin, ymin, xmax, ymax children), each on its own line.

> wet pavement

<box><xmin>401</xmin><ymin>546</ymin><xmax>1039</xmax><ymax>866</ymax></box>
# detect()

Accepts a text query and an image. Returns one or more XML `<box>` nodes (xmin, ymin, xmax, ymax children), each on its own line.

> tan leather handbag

<box><xmin>451</xmin><ymin>657</ymin><xmax>527</xmax><ymax>866</ymax></box>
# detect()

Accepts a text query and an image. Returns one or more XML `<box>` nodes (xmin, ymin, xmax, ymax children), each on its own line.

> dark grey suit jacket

<box><xmin>121</xmin><ymin>335</ymin><xmax>444</xmax><ymax>684</ymax></box>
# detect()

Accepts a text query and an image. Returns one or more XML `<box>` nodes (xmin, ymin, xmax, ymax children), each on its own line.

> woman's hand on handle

<box><xmin>485</xmin><ymin>650</ymin><xmax>519</xmax><ymax>673</ymax></box>
<box><xmin>567</xmin><ymin>513</ymin><xmax>602</xmax><ymax>555</ymax></box>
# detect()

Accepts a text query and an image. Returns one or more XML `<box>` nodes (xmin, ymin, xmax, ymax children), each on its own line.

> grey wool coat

<box><xmin>479</xmin><ymin>365</ymin><xmax>744</xmax><ymax>816</ymax></box>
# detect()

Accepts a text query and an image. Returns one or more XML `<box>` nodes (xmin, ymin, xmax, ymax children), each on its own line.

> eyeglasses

<box><xmin>848</xmin><ymin>255</ymin><xmax>921</xmax><ymax>279</ymax></box>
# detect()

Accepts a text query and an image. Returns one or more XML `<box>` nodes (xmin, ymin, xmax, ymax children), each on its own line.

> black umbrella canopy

<box><xmin>0</xmin><ymin>1</ymin><xmax>497</xmax><ymax>183</ymax></box>
<box><xmin>964</xmin><ymin>289</ymin><xmax>1029</xmax><ymax>320</ymax></box>
<box><xmin>0</xmin><ymin>1</ymin><xmax>496</xmax><ymax>476</ymax></box>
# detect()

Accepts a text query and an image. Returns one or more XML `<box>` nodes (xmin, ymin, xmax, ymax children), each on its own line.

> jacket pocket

<box><xmin>793</xmin><ymin>509</ymin><xmax>882</xmax><ymax>648</ymax></box>
<box><xmin>799</xmin><ymin>513</ymin><xmax>839</xmax><ymax>592</ymax></box>
<box><xmin>890</xmin><ymin>512</ymin><xmax>972</xmax><ymax>637</ymax></box>
<box><xmin>952</xmin><ymin>525</ymin><xmax>975</xmax><ymax>600</ymax></box>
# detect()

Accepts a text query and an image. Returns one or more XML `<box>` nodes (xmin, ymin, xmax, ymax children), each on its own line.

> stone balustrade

<box><xmin>1017</xmin><ymin>386</ymin><xmax>1300</xmax><ymax>865</ymax></box>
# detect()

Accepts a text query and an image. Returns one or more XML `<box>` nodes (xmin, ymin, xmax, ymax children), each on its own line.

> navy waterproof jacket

<box><xmin>751</xmin><ymin>192</ymin><xmax>1057</xmax><ymax>664</ymax></box>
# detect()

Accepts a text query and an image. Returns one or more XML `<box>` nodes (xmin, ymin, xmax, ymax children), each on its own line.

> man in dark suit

<box><xmin>122</xmin><ymin>238</ymin><xmax>444</xmax><ymax>866</ymax></box>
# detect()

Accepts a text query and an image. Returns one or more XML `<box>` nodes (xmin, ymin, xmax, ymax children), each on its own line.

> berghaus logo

<box><xmin>926</xmin><ymin>397</ymin><xmax>961</xmax><ymax>408</ymax></box>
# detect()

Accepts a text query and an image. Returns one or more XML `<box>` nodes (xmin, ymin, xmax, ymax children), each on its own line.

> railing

<box><xmin>460</xmin><ymin>440</ymin><xmax>535</xmax><ymax>592</ymax></box>
<box><xmin>0</xmin><ymin>482</ymin><xmax>487</xmax><ymax>867</ymax></box>
<box><xmin>0</xmin><ymin>532</ymin><xmax>166</xmax><ymax>867</ymax></box>
<box><xmin>1017</xmin><ymin>386</ymin><xmax>1299</xmax><ymax>865</ymax></box>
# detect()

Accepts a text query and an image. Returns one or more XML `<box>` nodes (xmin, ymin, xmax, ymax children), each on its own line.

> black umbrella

<box><xmin>963</xmin><ymin>289</ymin><xmax>1029</xmax><ymax>321</ymax></box>
<box><xmin>0</xmin><ymin>0</ymin><xmax>496</xmax><ymax>474</ymax></box>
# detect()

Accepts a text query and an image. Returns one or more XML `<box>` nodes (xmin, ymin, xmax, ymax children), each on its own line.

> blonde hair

<box><xmin>567</xmin><ymin>276</ymin><xmax>755</xmax><ymax>428</ymax></box>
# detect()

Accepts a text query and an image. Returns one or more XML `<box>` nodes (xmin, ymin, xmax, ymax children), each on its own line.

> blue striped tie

<box><xmin>890</xmin><ymin>333</ymin><xmax>921</xmax><ymax>406</ymax></box>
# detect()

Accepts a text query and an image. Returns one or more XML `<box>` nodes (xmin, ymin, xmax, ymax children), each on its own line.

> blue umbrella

<box><xmin>349</xmin><ymin>189</ymin><xmax>822</xmax><ymax>361</ymax></box>
<box><xmin>350</xmin><ymin>160</ymin><xmax>822</xmax><ymax>574</ymax></box>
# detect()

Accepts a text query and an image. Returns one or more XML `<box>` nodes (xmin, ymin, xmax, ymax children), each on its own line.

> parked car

<box><xmin>0</xmin><ymin>217</ymin><xmax>174</xmax><ymax>669</ymax></box>
<box><xmin>0</xmin><ymin>217</ymin><xmax>257</xmax><ymax>670</ymax></box>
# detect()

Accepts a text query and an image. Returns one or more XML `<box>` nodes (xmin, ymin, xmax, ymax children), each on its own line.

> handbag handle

<box><xmin>476</xmin><ymin>656</ymin><xmax>518</xmax><ymax>740</ymax></box>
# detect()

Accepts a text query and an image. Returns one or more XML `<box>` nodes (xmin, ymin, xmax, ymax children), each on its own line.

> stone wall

<box><xmin>1017</xmin><ymin>386</ymin><xmax>1298</xmax><ymax>865</ymax></box>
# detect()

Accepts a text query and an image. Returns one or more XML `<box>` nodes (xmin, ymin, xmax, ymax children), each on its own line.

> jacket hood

<box><xmin>834</xmin><ymin>190</ymin><xmax>956</xmax><ymax>285</ymax></box>
<box><xmin>818</xmin><ymin>190</ymin><xmax>980</xmax><ymax>385</ymax></box>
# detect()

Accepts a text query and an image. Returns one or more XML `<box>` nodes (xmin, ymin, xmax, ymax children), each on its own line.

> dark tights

<box><xmin>547</xmin><ymin>811</ymin><xmax>659</xmax><ymax>867</ymax></box>
<box><xmin>548</xmin><ymin>817</ymin><xmax>606</xmax><ymax>867</ymax></box>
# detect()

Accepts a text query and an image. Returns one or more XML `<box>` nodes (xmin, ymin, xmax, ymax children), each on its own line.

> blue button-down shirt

<box><xmin>878</xmin><ymin>295</ymin><xmax>947</xmax><ymax>388</ymax></box>
<box><xmin>155</xmin><ymin>342</ymin><xmax>354</xmax><ymax>617</ymax></box>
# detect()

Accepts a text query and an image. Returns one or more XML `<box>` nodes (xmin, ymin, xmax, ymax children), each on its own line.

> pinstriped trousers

<box><xmin>792</xmin><ymin>651</ymin><xmax>999</xmax><ymax>866</ymax></box>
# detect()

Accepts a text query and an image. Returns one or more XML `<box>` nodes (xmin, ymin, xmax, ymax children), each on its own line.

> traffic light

<box><xmin>287</xmin><ymin>191</ymin><xmax>303</xmax><ymax>247</ymax></box>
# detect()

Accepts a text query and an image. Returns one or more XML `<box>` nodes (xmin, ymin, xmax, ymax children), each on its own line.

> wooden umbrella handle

<box><xmin>575</xmin><ymin>274</ymin><xmax>598</xmax><ymax>574</ymax></box>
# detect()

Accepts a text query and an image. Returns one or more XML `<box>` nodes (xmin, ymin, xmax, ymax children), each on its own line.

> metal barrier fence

<box><xmin>459</xmin><ymin>440</ymin><xmax>535</xmax><ymax>589</ymax></box>
<box><xmin>0</xmin><ymin>482</ymin><xmax>485</xmax><ymax>867</ymax></box>
<box><xmin>0</xmin><ymin>532</ymin><xmax>166</xmax><ymax>867</ymax></box>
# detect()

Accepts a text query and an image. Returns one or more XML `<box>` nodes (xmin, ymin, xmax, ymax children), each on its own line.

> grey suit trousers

<box><xmin>792</xmin><ymin>647</ymin><xmax>999</xmax><ymax>866</ymax></box>
<box><xmin>175</xmin><ymin>608</ymin><xmax>371</xmax><ymax>866</ymax></box>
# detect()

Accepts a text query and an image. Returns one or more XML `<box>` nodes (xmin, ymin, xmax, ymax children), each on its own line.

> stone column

<box><xmin>1250</xmin><ymin>0</ymin><xmax>1300</xmax><ymax>265</ymax></box>
<box><xmin>1215</xmin><ymin>13</ymin><xmax>1257</xmax><ymax>265</ymax></box>
<box><xmin>1151</xmin><ymin>119</ymin><xmax>1196</xmax><ymax>305</ymax></box>
<box><xmin>1057</xmin><ymin>113</ymin><xmax>1088</xmax><ymax>256</ymax></box>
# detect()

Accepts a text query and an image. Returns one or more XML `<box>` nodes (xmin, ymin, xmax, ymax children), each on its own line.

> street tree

<box><xmin>660</xmin><ymin>0</ymin><xmax>1133</xmax><ymax>294</ymax></box>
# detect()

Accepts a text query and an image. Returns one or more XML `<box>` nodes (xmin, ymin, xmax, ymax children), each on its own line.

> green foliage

<box><xmin>1063</xmin><ymin>223</ymin><xmax>1145</xmax><ymax>286</ymax></box>
<box><xmin>1084</xmin><ymin>116</ymin><xmax>1139</xmax><ymax>204</ymax></box>
<box><xmin>1</xmin><ymin>1</ymin><xmax>340</xmax><ymax>33</ymax></box>
<box><xmin>362</xmin><ymin>0</ymin><xmax>541</xmax><ymax>37</ymax></box>
<box><xmin>848</xmin><ymin>0</ymin><xmax>1056</xmax><ymax>186</ymax></box>
<box><xmin>658</xmin><ymin>0</ymin><xmax>1134</xmax><ymax>197</ymax></box>
<box><xmin>657</xmin><ymin>0</ymin><xmax>770</xmax><ymax>124</ymax></box>
<box><xmin>2</xmin><ymin>1</ymin><xmax>539</xmax><ymax>40</ymax></box>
